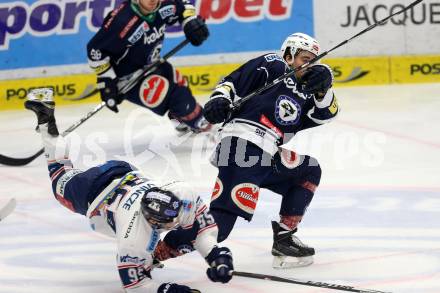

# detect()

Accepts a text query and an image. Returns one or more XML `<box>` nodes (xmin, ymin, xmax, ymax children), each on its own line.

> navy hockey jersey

<box><xmin>216</xmin><ymin>53</ymin><xmax>339</xmax><ymax>155</ymax></box>
<box><xmin>87</xmin><ymin>0</ymin><xmax>195</xmax><ymax>77</ymax></box>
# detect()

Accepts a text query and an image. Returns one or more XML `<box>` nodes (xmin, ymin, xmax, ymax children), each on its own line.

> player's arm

<box><xmin>175</xmin><ymin>0</ymin><xmax>209</xmax><ymax>46</ymax></box>
<box><xmin>86</xmin><ymin>7</ymin><xmax>127</xmax><ymax>113</ymax></box>
<box><xmin>169</xmin><ymin>183</ymin><xmax>233</xmax><ymax>284</ymax></box>
<box><xmin>300</xmin><ymin>64</ymin><xmax>339</xmax><ymax>129</ymax></box>
<box><xmin>203</xmin><ymin>55</ymin><xmax>287</xmax><ymax>124</ymax></box>
<box><xmin>117</xmin><ymin>243</ymin><xmax>200</xmax><ymax>292</ymax></box>
<box><xmin>192</xmin><ymin>197</ymin><xmax>234</xmax><ymax>284</ymax></box>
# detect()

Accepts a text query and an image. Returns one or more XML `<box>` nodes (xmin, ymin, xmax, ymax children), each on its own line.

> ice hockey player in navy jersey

<box><xmin>87</xmin><ymin>0</ymin><xmax>211</xmax><ymax>134</ymax></box>
<box><xmin>157</xmin><ymin>33</ymin><xmax>339</xmax><ymax>269</ymax></box>
<box><xmin>24</xmin><ymin>88</ymin><xmax>233</xmax><ymax>293</ymax></box>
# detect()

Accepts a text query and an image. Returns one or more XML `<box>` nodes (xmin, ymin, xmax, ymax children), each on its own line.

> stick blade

<box><xmin>0</xmin><ymin>149</ymin><xmax>44</xmax><ymax>166</ymax></box>
<box><xmin>0</xmin><ymin>198</ymin><xmax>16</xmax><ymax>221</ymax></box>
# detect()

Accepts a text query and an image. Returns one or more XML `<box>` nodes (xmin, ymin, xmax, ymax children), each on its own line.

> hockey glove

<box><xmin>97</xmin><ymin>76</ymin><xmax>121</xmax><ymax>113</ymax></box>
<box><xmin>157</xmin><ymin>282</ymin><xmax>200</xmax><ymax>293</ymax></box>
<box><xmin>203</xmin><ymin>87</ymin><xmax>233</xmax><ymax>124</ymax></box>
<box><xmin>205</xmin><ymin>246</ymin><xmax>234</xmax><ymax>283</ymax></box>
<box><xmin>300</xmin><ymin>64</ymin><xmax>334</xmax><ymax>96</ymax></box>
<box><xmin>183</xmin><ymin>16</ymin><xmax>209</xmax><ymax>46</ymax></box>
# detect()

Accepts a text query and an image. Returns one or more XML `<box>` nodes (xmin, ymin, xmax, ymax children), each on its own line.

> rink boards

<box><xmin>0</xmin><ymin>54</ymin><xmax>439</xmax><ymax>111</ymax></box>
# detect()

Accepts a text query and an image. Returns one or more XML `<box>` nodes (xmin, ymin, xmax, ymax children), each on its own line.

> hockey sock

<box><xmin>280</xmin><ymin>215</ymin><xmax>303</xmax><ymax>231</ymax></box>
<box><xmin>39</xmin><ymin>123</ymin><xmax>70</xmax><ymax>165</ymax></box>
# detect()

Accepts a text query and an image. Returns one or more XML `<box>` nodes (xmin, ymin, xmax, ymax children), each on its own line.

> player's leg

<box><xmin>263</xmin><ymin>150</ymin><xmax>322</xmax><ymax>268</ymax></box>
<box><xmin>125</xmin><ymin>62</ymin><xmax>211</xmax><ymax>133</ymax></box>
<box><xmin>157</xmin><ymin>137</ymin><xmax>271</xmax><ymax>260</ymax></box>
<box><xmin>157</xmin><ymin>157</ymin><xmax>243</xmax><ymax>259</ymax></box>
<box><xmin>25</xmin><ymin>88</ymin><xmax>135</xmax><ymax>215</ymax></box>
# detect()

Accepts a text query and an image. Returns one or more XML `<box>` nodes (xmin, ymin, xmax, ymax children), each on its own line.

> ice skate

<box><xmin>271</xmin><ymin>221</ymin><xmax>314</xmax><ymax>269</ymax></box>
<box><xmin>24</xmin><ymin>88</ymin><xmax>59</xmax><ymax>136</ymax></box>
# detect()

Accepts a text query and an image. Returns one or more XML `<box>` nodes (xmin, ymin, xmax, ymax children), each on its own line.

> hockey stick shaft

<box><xmin>232</xmin><ymin>0</ymin><xmax>423</xmax><ymax>109</ymax></box>
<box><xmin>0</xmin><ymin>40</ymin><xmax>190</xmax><ymax>166</ymax></box>
<box><xmin>233</xmin><ymin>271</ymin><xmax>391</xmax><ymax>293</ymax></box>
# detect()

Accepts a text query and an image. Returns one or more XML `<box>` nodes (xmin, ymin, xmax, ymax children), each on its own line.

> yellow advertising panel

<box><xmin>0</xmin><ymin>74</ymin><xmax>99</xmax><ymax>111</ymax></box>
<box><xmin>1</xmin><ymin>54</ymin><xmax>438</xmax><ymax>112</ymax></box>
<box><xmin>178</xmin><ymin>63</ymin><xmax>241</xmax><ymax>96</ymax></box>
<box><xmin>391</xmin><ymin>55</ymin><xmax>440</xmax><ymax>84</ymax></box>
<box><xmin>323</xmin><ymin>56</ymin><xmax>390</xmax><ymax>86</ymax></box>
<box><xmin>179</xmin><ymin>57</ymin><xmax>392</xmax><ymax>91</ymax></box>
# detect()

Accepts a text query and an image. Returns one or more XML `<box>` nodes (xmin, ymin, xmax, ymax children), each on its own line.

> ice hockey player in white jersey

<box><xmin>24</xmin><ymin>88</ymin><xmax>234</xmax><ymax>292</ymax></box>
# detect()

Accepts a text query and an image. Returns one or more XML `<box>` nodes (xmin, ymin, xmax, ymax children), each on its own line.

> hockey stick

<box><xmin>0</xmin><ymin>102</ymin><xmax>106</xmax><ymax>166</ymax></box>
<box><xmin>233</xmin><ymin>271</ymin><xmax>391</xmax><ymax>293</ymax></box>
<box><xmin>0</xmin><ymin>198</ymin><xmax>16</xmax><ymax>222</ymax></box>
<box><xmin>232</xmin><ymin>0</ymin><xmax>423</xmax><ymax>110</ymax></box>
<box><xmin>0</xmin><ymin>39</ymin><xmax>190</xmax><ymax>166</ymax></box>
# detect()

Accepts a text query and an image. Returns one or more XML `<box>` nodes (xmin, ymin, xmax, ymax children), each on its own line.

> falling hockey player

<box><xmin>24</xmin><ymin>88</ymin><xmax>234</xmax><ymax>292</ymax></box>
<box><xmin>87</xmin><ymin>0</ymin><xmax>211</xmax><ymax>134</ymax></box>
<box><xmin>155</xmin><ymin>33</ymin><xmax>339</xmax><ymax>269</ymax></box>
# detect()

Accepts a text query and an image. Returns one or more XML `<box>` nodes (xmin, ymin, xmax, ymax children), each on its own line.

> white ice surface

<box><xmin>1</xmin><ymin>83</ymin><xmax>440</xmax><ymax>293</ymax></box>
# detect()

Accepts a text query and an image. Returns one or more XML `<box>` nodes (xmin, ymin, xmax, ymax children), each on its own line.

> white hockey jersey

<box><xmin>86</xmin><ymin>171</ymin><xmax>218</xmax><ymax>292</ymax></box>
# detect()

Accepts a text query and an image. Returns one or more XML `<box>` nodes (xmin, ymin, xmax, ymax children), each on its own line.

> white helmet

<box><xmin>280</xmin><ymin>33</ymin><xmax>320</xmax><ymax>59</ymax></box>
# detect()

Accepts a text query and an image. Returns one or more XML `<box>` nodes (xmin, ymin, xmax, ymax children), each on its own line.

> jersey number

<box><xmin>196</xmin><ymin>210</ymin><xmax>215</xmax><ymax>229</ymax></box>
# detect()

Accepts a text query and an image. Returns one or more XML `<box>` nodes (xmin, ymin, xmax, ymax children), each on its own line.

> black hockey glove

<box><xmin>203</xmin><ymin>95</ymin><xmax>232</xmax><ymax>124</ymax></box>
<box><xmin>203</xmin><ymin>91</ymin><xmax>232</xmax><ymax>124</ymax></box>
<box><xmin>205</xmin><ymin>246</ymin><xmax>234</xmax><ymax>283</ymax></box>
<box><xmin>158</xmin><ymin>283</ymin><xmax>200</xmax><ymax>293</ymax></box>
<box><xmin>184</xmin><ymin>16</ymin><xmax>209</xmax><ymax>46</ymax></box>
<box><xmin>97</xmin><ymin>76</ymin><xmax>121</xmax><ymax>113</ymax></box>
<box><xmin>300</xmin><ymin>64</ymin><xmax>334</xmax><ymax>96</ymax></box>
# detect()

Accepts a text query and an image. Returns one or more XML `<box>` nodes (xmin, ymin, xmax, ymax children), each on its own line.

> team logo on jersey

<box><xmin>275</xmin><ymin>95</ymin><xmax>301</xmax><ymax>126</ymax></box>
<box><xmin>211</xmin><ymin>178</ymin><xmax>223</xmax><ymax>202</ymax></box>
<box><xmin>55</xmin><ymin>169</ymin><xmax>83</xmax><ymax>197</ymax></box>
<box><xmin>147</xmin><ymin>230</ymin><xmax>160</xmax><ymax>252</ymax></box>
<box><xmin>128</xmin><ymin>22</ymin><xmax>149</xmax><ymax>44</ymax></box>
<box><xmin>122</xmin><ymin>183</ymin><xmax>156</xmax><ymax>210</ymax></box>
<box><xmin>90</xmin><ymin>49</ymin><xmax>102</xmax><ymax>61</ymax></box>
<box><xmin>284</xmin><ymin>78</ymin><xmax>311</xmax><ymax>100</ymax></box>
<box><xmin>120</xmin><ymin>15</ymin><xmax>139</xmax><ymax>39</ymax></box>
<box><xmin>119</xmin><ymin>255</ymin><xmax>146</xmax><ymax>265</ymax></box>
<box><xmin>144</xmin><ymin>25</ymin><xmax>166</xmax><ymax>45</ymax></box>
<box><xmin>264</xmin><ymin>53</ymin><xmax>282</xmax><ymax>62</ymax></box>
<box><xmin>124</xmin><ymin>211</ymin><xmax>139</xmax><ymax>238</ymax></box>
<box><xmin>280</xmin><ymin>148</ymin><xmax>302</xmax><ymax>169</ymax></box>
<box><xmin>139</xmin><ymin>75</ymin><xmax>169</xmax><ymax>108</ymax></box>
<box><xmin>159</xmin><ymin>5</ymin><xmax>176</xmax><ymax>19</ymax></box>
<box><xmin>181</xmin><ymin>200</ymin><xmax>193</xmax><ymax>212</ymax></box>
<box><xmin>231</xmin><ymin>183</ymin><xmax>259</xmax><ymax>215</ymax></box>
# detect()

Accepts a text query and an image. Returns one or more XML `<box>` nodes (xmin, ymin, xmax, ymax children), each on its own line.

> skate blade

<box><xmin>272</xmin><ymin>255</ymin><xmax>314</xmax><ymax>269</ymax></box>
